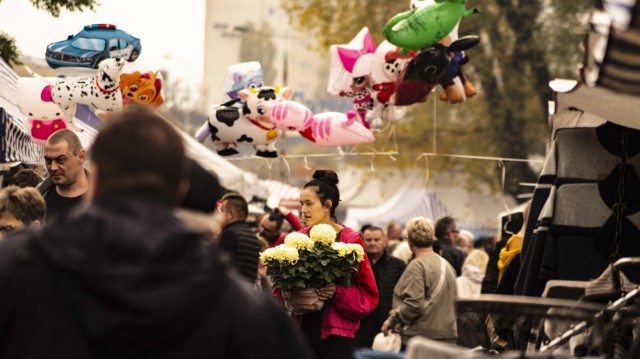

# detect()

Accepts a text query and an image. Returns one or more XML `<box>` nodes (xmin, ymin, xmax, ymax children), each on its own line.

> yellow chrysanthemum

<box><xmin>284</xmin><ymin>232</ymin><xmax>314</xmax><ymax>251</ymax></box>
<box><xmin>331</xmin><ymin>242</ymin><xmax>348</xmax><ymax>257</ymax></box>
<box><xmin>260</xmin><ymin>247</ymin><xmax>277</xmax><ymax>262</ymax></box>
<box><xmin>260</xmin><ymin>244</ymin><xmax>299</xmax><ymax>263</ymax></box>
<box><xmin>344</xmin><ymin>243</ymin><xmax>365</xmax><ymax>262</ymax></box>
<box><xmin>309</xmin><ymin>224</ymin><xmax>336</xmax><ymax>245</ymax></box>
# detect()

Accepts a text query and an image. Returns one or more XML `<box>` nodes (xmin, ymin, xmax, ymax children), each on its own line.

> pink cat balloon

<box><xmin>267</xmin><ymin>101</ymin><xmax>375</xmax><ymax>146</ymax></box>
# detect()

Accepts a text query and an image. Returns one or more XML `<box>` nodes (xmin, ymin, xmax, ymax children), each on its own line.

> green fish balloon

<box><xmin>383</xmin><ymin>0</ymin><xmax>481</xmax><ymax>50</ymax></box>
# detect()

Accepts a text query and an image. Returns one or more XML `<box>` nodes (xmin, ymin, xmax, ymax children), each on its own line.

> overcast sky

<box><xmin>0</xmin><ymin>0</ymin><xmax>205</xmax><ymax>88</ymax></box>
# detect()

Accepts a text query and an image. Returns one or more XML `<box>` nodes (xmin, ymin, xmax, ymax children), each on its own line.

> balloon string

<box><xmin>303</xmin><ymin>156</ymin><xmax>311</xmax><ymax>170</ymax></box>
<box><xmin>225</xmin><ymin>151</ymin><xmax>400</xmax><ymax>160</ymax></box>
<box><xmin>414</xmin><ymin>153</ymin><xmax>543</xmax><ymax>163</ymax></box>
<box><xmin>264</xmin><ymin>158</ymin><xmax>275</xmax><ymax>180</ymax></box>
<box><xmin>416</xmin><ymin>153</ymin><xmax>430</xmax><ymax>184</ymax></box>
<box><xmin>432</xmin><ymin>93</ymin><xmax>437</xmax><ymax>154</ymax></box>
<box><xmin>388</xmin><ymin>124</ymin><xmax>399</xmax><ymax>153</ymax></box>
<box><xmin>498</xmin><ymin>160</ymin><xmax>511</xmax><ymax>214</ymax></box>
<box><xmin>498</xmin><ymin>160</ymin><xmax>515</xmax><ymax>235</ymax></box>
<box><xmin>279</xmin><ymin>155</ymin><xmax>292</xmax><ymax>182</ymax></box>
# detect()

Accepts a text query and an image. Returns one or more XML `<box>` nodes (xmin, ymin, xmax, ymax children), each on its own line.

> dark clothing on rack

<box><xmin>516</xmin><ymin>123</ymin><xmax>640</xmax><ymax>296</ymax></box>
<box><xmin>482</xmin><ymin>239</ymin><xmax>506</xmax><ymax>294</ymax></box>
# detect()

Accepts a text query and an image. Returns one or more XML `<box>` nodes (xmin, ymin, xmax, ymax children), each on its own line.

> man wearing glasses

<box><xmin>435</xmin><ymin>216</ymin><xmax>467</xmax><ymax>276</ymax></box>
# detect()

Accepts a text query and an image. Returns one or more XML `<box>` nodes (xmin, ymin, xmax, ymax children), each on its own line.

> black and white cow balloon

<box><xmin>197</xmin><ymin>86</ymin><xmax>291</xmax><ymax>157</ymax></box>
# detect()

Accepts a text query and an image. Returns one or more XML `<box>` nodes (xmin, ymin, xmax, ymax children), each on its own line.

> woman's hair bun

<box><xmin>312</xmin><ymin>169</ymin><xmax>339</xmax><ymax>186</ymax></box>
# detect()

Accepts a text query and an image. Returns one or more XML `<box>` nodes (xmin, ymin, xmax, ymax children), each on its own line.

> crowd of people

<box><xmin>0</xmin><ymin>104</ymin><xmax>516</xmax><ymax>358</ymax></box>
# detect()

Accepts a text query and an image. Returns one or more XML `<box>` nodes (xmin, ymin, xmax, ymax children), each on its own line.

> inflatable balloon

<box><xmin>362</xmin><ymin>41</ymin><xmax>413</xmax><ymax>127</ymax></box>
<box><xmin>16</xmin><ymin>77</ymin><xmax>67</xmax><ymax>144</ymax></box>
<box><xmin>119</xmin><ymin>70</ymin><xmax>164</xmax><ymax>108</ymax></box>
<box><xmin>223</xmin><ymin>61</ymin><xmax>264</xmax><ymax>103</ymax></box>
<box><xmin>439</xmin><ymin>47</ymin><xmax>478</xmax><ymax>103</ymax></box>
<box><xmin>328</xmin><ymin>27</ymin><xmax>377</xmax><ymax>128</ymax></box>
<box><xmin>267</xmin><ymin>100</ymin><xmax>375</xmax><ymax>146</ymax></box>
<box><xmin>197</xmin><ymin>86</ymin><xmax>291</xmax><ymax>157</ymax></box>
<box><xmin>410</xmin><ymin>0</ymin><xmax>478</xmax><ymax>104</ymax></box>
<box><xmin>197</xmin><ymin>61</ymin><xmax>264</xmax><ymax>142</ymax></box>
<box><xmin>395</xmin><ymin>36</ymin><xmax>479</xmax><ymax>106</ymax></box>
<box><xmin>328</xmin><ymin>28</ymin><xmax>375</xmax><ymax>95</ymax></box>
<box><xmin>383</xmin><ymin>0</ymin><xmax>480</xmax><ymax>50</ymax></box>
<box><xmin>26</xmin><ymin>57</ymin><xmax>126</xmax><ymax>130</ymax></box>
<box><xmin>302</xmin><ymin>111</ymin><xmax>375</xmax><ymax>146</ymax></box>
<box><xmin>410</xmin><ymin>0</ymin><xmax>461</xmax><ymax>45</ymax></box>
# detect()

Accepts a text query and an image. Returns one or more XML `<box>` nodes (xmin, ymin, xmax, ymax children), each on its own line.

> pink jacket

<box><xmin>291</xmin><ymin>226</ymin><xmax>379</xmax><ymax>340</ymax></box>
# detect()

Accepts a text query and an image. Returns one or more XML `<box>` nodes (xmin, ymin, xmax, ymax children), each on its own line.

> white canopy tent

<box><xmin>341</xmin><ymin>168</ymin><xmax>517</xmax><ymax>237</ymax></box>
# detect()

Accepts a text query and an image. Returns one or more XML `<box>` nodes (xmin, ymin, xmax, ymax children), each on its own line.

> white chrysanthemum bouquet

<box><xmin>260</xmin><ymin>224</ymin><xmax>365</xmax><ymax>293</ymax></box>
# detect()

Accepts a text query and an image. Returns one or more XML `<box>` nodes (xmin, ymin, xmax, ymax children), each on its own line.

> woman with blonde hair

<box><xmin>382</xmin><ymin>216</ymin><xmax>458</xmax><ymax>345</ymax></box>
<box><xmin>457</xmin><ymin>249</ymin><xmax>490</xmax><ymax>299</ymax></box>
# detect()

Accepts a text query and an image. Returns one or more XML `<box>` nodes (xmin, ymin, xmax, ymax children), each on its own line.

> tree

<box><xmin>0</xmin><ymin>32</ymin><xmax>20</xmax><ymax>66</ymax></box>
<box><xmin>280</xmin><ymin>0</ymin><xmax>598</xmax><ymax>196</ymax></box>
<box><xmin>0</xmin><ymin>0</ymin><xmax>99</xmax><ymax>67</ymax></box>
<box><xmin>238</xmin><ymin>21</ymin><xmax>278</xmax><ymax>85</ymax></box>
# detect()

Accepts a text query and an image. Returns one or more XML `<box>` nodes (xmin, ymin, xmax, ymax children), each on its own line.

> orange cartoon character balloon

<box><xmin>119</xmin><ymin>71</ymin><xmax>164</xmax><ymax>108</ymax></box>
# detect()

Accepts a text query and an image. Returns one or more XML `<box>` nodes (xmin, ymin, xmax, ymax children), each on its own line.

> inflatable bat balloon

<box><xmin>267</xmin><ymin>100</ymin><xmax>375</xmax><ymax>146</ymax></box>
<box><xmin>410</xmin><ymin>0</ymin><xmax>478</xmax><ymax>104</ymax></box>
<box><xmin>384</xmin><ymin>0</ymin><xmax>480</xmax><ymax>50</ymax></box>
<box><xmin>440</xmin><ymin>48</ymin><xmax>478</xmax><ymax>103</ymax></box>
<box><xmin>197</xmin><ymin>86</ymin><xmax>291</xmax><ymax>157</ymax></box>
<box><xmin>16</xmin><ymin>77</ymin><xmax>67</xmax><ymax>144</ymax></box>
<box><xmin>395</xmin><ymin>36</ymin><xmax>480</xmax><ymax>106</ymax></box>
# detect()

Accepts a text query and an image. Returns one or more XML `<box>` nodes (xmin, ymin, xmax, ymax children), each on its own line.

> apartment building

<box><xmin>202</xmin><ymin>0</ymin><xmax>332</xmax><ymax>112</ymax></box>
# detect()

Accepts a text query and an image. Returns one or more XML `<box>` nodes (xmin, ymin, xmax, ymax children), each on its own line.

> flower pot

<box><xmin>283</xmin><ymin>288</ymin><xmax>325</xmax><ymax>315</ymax></box>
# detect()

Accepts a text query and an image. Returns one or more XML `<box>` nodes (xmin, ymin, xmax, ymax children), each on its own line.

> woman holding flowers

<box><xmin>276</xmin><ymin>169</ymin><xmax>379</xmax><ymax>359</ymax></box>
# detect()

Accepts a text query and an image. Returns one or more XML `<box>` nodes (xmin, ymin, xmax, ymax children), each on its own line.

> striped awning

<box><xmin>259</xmin><ymin>179</ymin><xmax>301</xmax><ymax>208</ymax></box>
<box><xmin>0</xmin><ymin>108</ymin><xmax>43</xmax><ymax>169</ymax></box>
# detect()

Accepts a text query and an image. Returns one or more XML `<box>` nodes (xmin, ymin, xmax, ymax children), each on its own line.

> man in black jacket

<box><xmin>0</xmin><ymin>106</ymin><xmax>313</xmax><ymax>359</ymax></box>
<box><xmin>355</xmin><ymin>225</ymin><xmax>406</xmax><ymax>348</ymax></box>
<box><xmin>217</xmin><ymin>193</ymin><xmax>262</xmax><ymax>283</ymax></box>
<box><xmin>435</xmin><ymin>216</ymin><xmax>467</xmax><ymax>276</ymax></box>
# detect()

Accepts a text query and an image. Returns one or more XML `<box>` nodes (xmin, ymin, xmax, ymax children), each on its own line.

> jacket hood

<box><xmin>31</xmin><ymin>198</ymin><xmax>228</xmax><ymax>358</ymax></box>
<box><xmin>461</xmin><ymin>264</ymin><xmax>485</xmax><ymax>284</ymax></box>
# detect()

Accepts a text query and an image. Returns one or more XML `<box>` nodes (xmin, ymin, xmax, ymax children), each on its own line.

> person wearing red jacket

<box><xmin>279</xmin><ymin>169</ymin><xmax>379</xmax><ymax>359</ymax></box>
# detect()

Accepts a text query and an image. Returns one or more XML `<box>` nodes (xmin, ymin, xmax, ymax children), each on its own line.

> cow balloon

<box><xmin>196</xmin><ymin>86</ymin><xmax>291</xmax><ymax>157</ymax></box>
